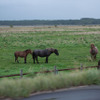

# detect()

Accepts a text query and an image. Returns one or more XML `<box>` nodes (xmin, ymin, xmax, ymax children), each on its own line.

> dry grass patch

<box><xmin>1</xmin><ymin>25</ymin><xmax>100</xmax><ymax>33</ymax></box>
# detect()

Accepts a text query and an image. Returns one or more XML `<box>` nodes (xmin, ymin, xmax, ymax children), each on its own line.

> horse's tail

<box><xmin>14</xmin><ymin>52</ymin><xmax>16</xmax><ymax>57</ymax></box>
<box><xmin>14</xmin><ymin>52</ymin><xmax>17</xmax><ymax>62</ymax></box>
<box><xmin>32</xmin><ymin>51</ymin><xmax>36</xmax><ymax>63</ymax></box>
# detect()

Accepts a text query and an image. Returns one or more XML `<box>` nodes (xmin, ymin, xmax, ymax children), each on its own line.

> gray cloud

<box><xmin>0</xmin><ymin>0</ymin><xmax>100</xmax><ymax>20</ymax></box>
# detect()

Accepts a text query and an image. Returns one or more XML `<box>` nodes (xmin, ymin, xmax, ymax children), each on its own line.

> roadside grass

<box><xmin>0</xmin><ymin>69</ymin><xmax>100</xmax><ymax>98</ymax></box>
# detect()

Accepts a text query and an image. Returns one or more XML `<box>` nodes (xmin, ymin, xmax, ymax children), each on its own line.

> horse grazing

<box><xmin>32</xmin><ymin>48</ymin><xmax>59</xmax><ymax>63</ymax></box>
<box><xmin>90</xmin><ymin>44</ymin><xmax>98</xmax><ymax>60</ymax></box>
<box><xmin>14</xmin><ymin>49</ymin><xmax>32</xmax><ymax>63</ymax></box>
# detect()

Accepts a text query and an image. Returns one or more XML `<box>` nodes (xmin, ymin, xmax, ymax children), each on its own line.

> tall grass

<box><xmin>0</xmin><ymin>69</ymin><xmax>100</xmax><ymax>98</ymax></box>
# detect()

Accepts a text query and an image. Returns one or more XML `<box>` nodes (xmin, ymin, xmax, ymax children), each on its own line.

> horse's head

<box><xmin>25</xmin><ymin>49</ymin><xmax>32</xmax><ymax>54</ymax></box>
<box><xmin>46</xmin><ymin>48</ymin><xmax>59</xmax><ymax>56</ymax></box>
<box><xmin>54</xmin><ymin>49</ymin><xmax>59</xmax><ymax>56</ymax></box>
<box><xmin>91</xmin><ymin>44</ymin><xmax>95</xmax><ymax>49</ymax></box>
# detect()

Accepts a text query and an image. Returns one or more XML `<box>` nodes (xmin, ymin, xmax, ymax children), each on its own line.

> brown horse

<box><xmin>14</xmin><ymin>49</ymin><xmax>32</xmax><ymax>63</ymax></box>
<box><xmin>90</xmin><ymin>44</ymin><xmax>98</xmax><ymax>60</ymax></box>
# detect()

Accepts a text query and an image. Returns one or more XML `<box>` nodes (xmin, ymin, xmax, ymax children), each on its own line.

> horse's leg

<box><xmin>15</xmin><ymin>55</ymin><xmax>18</xmax><ymax>62</ymax></box>
<box><xmin>33</xmin><ymin>56</ymin><xmax>35</xmax><ymax>64</ymax></box>
<box><xmin>15</xmin><ymin>57</ymin><xmax>17</xmax><ymax>62</ymax></box>
<box><xmin>32</xmin><ymin>53</ymin><xmax>36</xmax><ymax>64</ymax></box>
<box><xmin>36</xmin><ymin>57</ymin><xmax>39</xmax><ymax>64</ymax></box>
<box><xmin>24</xmin><ymin>57</ymin><xmax>27</xmax><ymax>63</ymax></box>
<box><xmin>94</xmin><ymin>55</ymin><xmax>96</xmax><ymax>60</ymax></box>
<box><xmin>45</xmin><ymin>57</ymin><xmax>48</xmax><ymax>63</ymax></box>
<box><xmin>16</xmin><ymin>57</ymin><xmax>19</xmax><ymax>63</ymax></box>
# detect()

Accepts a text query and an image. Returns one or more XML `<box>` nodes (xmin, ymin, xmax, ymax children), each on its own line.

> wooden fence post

<box><xmin>54</xmin><ymin>66</ymin><xmax>58</xmax><ymax>75</ymax></box>
<box><xmin>20</xmin><ymin>69</ymin><xmax>23</xmax><ymax>78</ymax></box>
<box><xmin>80</xmin><ymin>64</ymin><xmax>83</xmax><ymax>71</ymax></box>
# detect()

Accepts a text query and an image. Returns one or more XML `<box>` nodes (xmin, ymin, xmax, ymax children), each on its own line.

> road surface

<box><xmin>22</xmin><ymin>85</ymin><xmax>100</xmax><ymax>100</ymax></box>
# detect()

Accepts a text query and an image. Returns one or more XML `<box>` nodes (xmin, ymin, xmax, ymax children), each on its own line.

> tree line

<box><xmin>0</xmin><ymin>18</ymin><xmax>100</xmax><ymax>26</ymax></box>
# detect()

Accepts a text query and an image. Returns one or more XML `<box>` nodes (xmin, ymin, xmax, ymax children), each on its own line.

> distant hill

<box><xmin>0</xmin><ymin>18</ymin><xmax>100</xmax><ymax>26</ymax></box>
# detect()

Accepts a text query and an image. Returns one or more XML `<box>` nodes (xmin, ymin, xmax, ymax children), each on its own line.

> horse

<box><xmin>14</xmin><ymin>49</ymin><xmax>32</xmax><ymax>63</ymax></box>
<box><xmin>90</xmin><ymin>44</ymin><xmax>98</xmax><ymax>60</ymax></box>
<box><xmin>32</xmin><ymin>48</ymin><xmax>59</xmax><ymax>63</ymax></box>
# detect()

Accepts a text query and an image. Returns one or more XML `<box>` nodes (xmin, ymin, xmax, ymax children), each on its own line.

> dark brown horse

<box><xmin>32</xmin><ymin>48</ymin><xmax>59</xmax><ymax>63</ymax></box>
<box><xmin>14</xmin><ymin>49</ymin><xmax>32</xmax><ymax>63</ymax></box>
<box><xmin>90</xmin><ymin>44</ymin><xmax>98</xmax><ymax>60</ymax></box>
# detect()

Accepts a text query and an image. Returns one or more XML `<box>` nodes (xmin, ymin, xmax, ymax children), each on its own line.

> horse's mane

<box><xmin>24</xmin><ymin>49</ymin><xmax>31</xmax><ymax>52</ymax></box>
<box><xmin>46</xmin><ymin>48</ymin><xmax>55</xmax><ymax>52</ymax></box>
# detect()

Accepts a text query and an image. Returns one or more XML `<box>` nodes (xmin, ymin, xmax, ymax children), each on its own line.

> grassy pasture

<box><xmin>0</xmin><ymin>25</ymin><xmax>100</xmax><ymax>76</ymax></box>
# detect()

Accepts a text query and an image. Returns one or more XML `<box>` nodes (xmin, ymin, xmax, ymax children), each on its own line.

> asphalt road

<box><xmin>22</xmin><ymin>86</ymin><xmax>100</xmax><ymax>100</ymax></box>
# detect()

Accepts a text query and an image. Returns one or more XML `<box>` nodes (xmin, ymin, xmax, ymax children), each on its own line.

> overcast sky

<box><xmin>0</xmin><ymin>0</ymin><xmax>100</xmax><ymax>20</ymax></box>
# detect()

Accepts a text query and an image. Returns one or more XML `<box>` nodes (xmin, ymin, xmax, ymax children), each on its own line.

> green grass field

<box><xmin>0</xmin><ymin>25</ymin><xmax>100</xmax><ymax>76</ymax></box>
